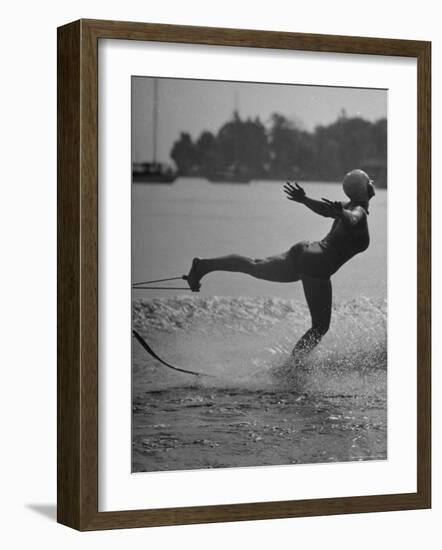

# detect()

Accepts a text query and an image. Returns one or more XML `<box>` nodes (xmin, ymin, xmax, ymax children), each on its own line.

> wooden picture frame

<box><xmin>57</xmin><ymin>19</ymin><xmax>431</xmax><ymax>530</ymax></box>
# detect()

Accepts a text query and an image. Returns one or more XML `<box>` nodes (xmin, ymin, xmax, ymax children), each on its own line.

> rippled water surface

<box><xmin>132</xmin><ymin>296</ymin><xmax>387</xmax><ymax>472</ymax></box>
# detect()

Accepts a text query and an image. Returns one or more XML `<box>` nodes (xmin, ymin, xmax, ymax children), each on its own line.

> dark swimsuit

<box><xmin>289</xmin><ymin>204</ymin><xmax>370</xmax><ymax>281</ymax></box>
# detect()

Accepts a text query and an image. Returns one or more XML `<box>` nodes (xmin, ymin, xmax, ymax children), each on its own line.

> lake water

<box><xmin>132</xmin><ymin>178</ymin><xmax>387</xmax><ymax>300</ymax></box>
<box><xmin>131</xmin><ymin>179</ymin><xmax>387</xmax><ymax>473</ymax></box>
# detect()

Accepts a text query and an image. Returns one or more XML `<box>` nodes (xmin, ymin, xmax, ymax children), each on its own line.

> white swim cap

<box><xmin>342</xmin><ymin>169</ymin><xmax>372</xmax><ymax>202</ymax></box>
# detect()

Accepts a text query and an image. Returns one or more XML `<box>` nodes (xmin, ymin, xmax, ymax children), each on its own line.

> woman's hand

<box><xmin>321</xmin><ymin>198</ymin><xmax>343</xmax><ymax>218</ymax></box>
<box><xmin>284</xmin><ymin>182</ymin><xmax>306</xmax><ymax>203</ymax></box>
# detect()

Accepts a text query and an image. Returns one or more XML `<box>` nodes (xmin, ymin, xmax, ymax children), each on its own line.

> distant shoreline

<box><xmin>169</xmin><ymin>175</ymin><xmax>387</xmax><ymax>188</ymax></box>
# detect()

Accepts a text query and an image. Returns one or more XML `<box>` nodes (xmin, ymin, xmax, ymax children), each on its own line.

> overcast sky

<box><xmin>132</xmin><ymin>77</ymin><xmax>387</xmax><ymax>164</ymax></box>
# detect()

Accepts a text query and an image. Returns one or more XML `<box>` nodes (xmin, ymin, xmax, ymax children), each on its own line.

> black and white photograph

<box><xmin>131</xmin><ymin>76</ymin><xmax>388</xmax><ymax>473</ymax></box>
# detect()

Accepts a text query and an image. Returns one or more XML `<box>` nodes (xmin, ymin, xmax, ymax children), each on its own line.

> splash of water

<box><xmin>132</xmin><ymin>295</ymin><xmax>387</xmax><ymax>392</ymax></box>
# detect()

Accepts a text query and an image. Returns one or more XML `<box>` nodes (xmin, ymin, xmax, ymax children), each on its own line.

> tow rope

<box><xmin>132</xmin><ymin>329</ymin><xmax>212</xmax><ymax>377</ymax></box>
<box><xmin>132</xmin><ymin>275</ymin><xmax>198</xmax><ymax>292</ymax></box>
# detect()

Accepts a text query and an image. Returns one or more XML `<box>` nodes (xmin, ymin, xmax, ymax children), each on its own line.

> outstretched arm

<box><xmin>321</xmin><ymin>199</ymin><xmax>366</xmax><ymax>225</ymax></box>
<box><xmin>284</xmin><ymin>182</ymin><xmax>337</xmax><ymax>218</ymax></box>
<box><xmin>283</xmin><ymin>182</ymin><xmax>365</xmax><ymax>223</ymax></box>
<box><xmin>303</xmin><ymin>196</ymin><xmax>338</xmax><ymax>218</ymax></box>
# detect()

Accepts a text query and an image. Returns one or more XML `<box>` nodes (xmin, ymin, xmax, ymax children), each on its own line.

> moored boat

<box><xmin>133</xmin><ymin>162</ymin><xmax>177</xmax><ymax>183</ymax></box>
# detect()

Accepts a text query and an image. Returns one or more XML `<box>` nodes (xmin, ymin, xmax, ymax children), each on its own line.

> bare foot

<box><xmin>183</xmin><ymin>258</ymin><xmax>203</xmax><ymax>292</ymax></box>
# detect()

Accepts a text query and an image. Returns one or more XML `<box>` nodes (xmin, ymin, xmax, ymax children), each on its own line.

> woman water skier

<box><xmin>185</xmin><ymin>169</ymin><xmax>376</xmax><ymax>356</ymax></box>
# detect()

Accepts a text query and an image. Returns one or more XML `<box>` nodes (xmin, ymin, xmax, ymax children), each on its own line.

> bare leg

<box><xmin>293</xmin><ymin>277</ymin><xmax>332</xmax><ymax>356</ymax></box>
<box><xmin>186</xmin><ymin>252</ymin><xmax>299</xmax><ymax>290</ymax></box>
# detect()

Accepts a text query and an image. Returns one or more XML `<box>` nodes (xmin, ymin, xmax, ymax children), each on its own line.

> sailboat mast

<box><xmin>234</xmin><ymin>87</ymin><xmax>239</xmax><ymax>116</ymax></box>
<box><xmin>152</xmin><ymin>78</ymin><xmax>158</xmax><ymax>164</ymax></box>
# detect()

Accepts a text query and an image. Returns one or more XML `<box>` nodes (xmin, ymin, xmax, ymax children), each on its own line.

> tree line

<box><xmin>170</xmin><ymin>111</ymin><xmax>387</xmax><ymax>186</ymax></box>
